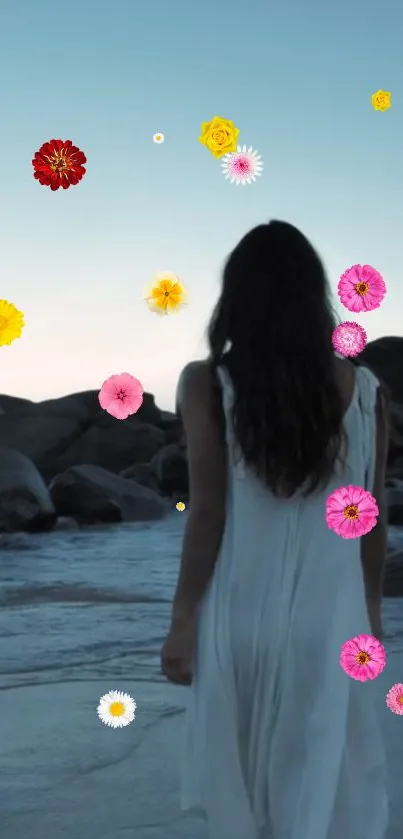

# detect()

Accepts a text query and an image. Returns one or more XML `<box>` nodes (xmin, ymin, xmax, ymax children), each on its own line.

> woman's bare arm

<box><xmin>169</xmin><ymin>361</ymin><xmax>227</xmax><ymax>628</ymax></box>
<box><xmin>360</xmin><ymin>386</ymin><xmax>389</xmax><ymax>639</ymax></box>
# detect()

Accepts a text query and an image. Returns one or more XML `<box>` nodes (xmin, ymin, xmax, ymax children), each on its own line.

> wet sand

<box><xmin>1</xmin><ymin>645</ymin><xmax>403</xmax><ymax>839</ymax></box>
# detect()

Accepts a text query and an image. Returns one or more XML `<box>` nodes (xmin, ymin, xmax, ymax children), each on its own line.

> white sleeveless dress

<box><xmin>181</xmin><ymin>363</ymin><xmax>388</xmax><ymax>839</ymax></box>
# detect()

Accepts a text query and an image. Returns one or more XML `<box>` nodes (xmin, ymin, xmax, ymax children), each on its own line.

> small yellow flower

<box><xmin>176</xmin><ymin>501</ymin><xmax>186</xmax><ymax>511</ymax></box>
<box><xmin>144</xmin><ymin>273</ymin><xmax>188</xmax><ymax>316</ymax></box>
<box><xmin>0</xmin><ymin>300</ymin><xmax>25</xmax><ymax>346</ymax></box>
<box><xmin>198</xmin><ymin>116</ymin><xmax>239</xmax><ymax>159</ymax></box>
<box><xmin>371</xmin><ymin>90</ymin><xmax>392</xmax><ymax>112</ymax></box>
<box><xmin>153</xmin><ymin>132</ymin><xmax>164</xmax><ymax>144</ymax></box>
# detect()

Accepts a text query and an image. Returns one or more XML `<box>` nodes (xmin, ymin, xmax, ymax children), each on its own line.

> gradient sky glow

<box><xmin>1</xmin><ymin>0</ymin><xmax>402</xmax><ymax>410</ymax></box>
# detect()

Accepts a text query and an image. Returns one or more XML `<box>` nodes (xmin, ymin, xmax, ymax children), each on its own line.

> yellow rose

<box><xmin>198</xmin><ymin>116</ymin><xmax>240</xmax><ymax>159</ymax></box>
<box><xmin>371</xmin><ymin>90</ymin><xmax>392</xmax><ymax>112</ymax></box>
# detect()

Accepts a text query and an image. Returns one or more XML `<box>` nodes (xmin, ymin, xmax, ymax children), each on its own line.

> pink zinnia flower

<box><xmin>326</xmin><ymin>485</ymin><xmax>378</xmax><ymax>538</ymax></box>
<box><xmin>386</xmin><ymin>683</ymin><xmax>403</xmax><ymax>715</ymax></box>
<box><xmin>98</xmin><ymin>373</ymin><xmax>143</xmax><ymax>420</ymax></box>
<box><xmin>340</xmin><ymin>634</ymin><xmax>386</xmax><ymax>681</ymax></box>
<box><xmin>337</xmin><ymin>264</ymin><xmax>386</xmax><ymax>312</ymax></box>
<box><xmin>332</xmin><ymin>321</ymin><xmax>367</xmax><ymax>357</ymax></box>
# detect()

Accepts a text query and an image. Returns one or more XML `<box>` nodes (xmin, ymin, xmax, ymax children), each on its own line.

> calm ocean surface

<box><xmin>1</xmin><ymin>513</ymin><xmax>403</xmax><ymax>692</ymax></box>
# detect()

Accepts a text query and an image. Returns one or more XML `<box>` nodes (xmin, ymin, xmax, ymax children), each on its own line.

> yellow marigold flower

<box><xmin>371</xmin><ymin>90</ymin><xmax>392</xmax><ymax>111</ymax></box>
<box><xmin>198</xmin><ymin>116</ymin><xmax>239</xmax><ymax>159</ymax></box>
<box><xmin>176</xmin><ymin>501</ymin><xmax>186</xmax><ymax>511</ymax></box>
<box><xmin>144</xmin><ymin>273</ymin><xmax>188</xmax><ymax>316</ymax></box>
<box><xmin>0</xmin><ymin>300</ymin><xmax>25</xmax><ymax>346</ymax></box>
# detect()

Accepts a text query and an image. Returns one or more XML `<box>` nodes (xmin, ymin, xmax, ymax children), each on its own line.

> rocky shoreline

<box><xmin>1</xmin><ymin>336</ymin><xmax>403</xmax><ymax>594</ymax></box>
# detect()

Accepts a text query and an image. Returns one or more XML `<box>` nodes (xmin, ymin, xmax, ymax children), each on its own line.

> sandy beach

<box><xmin>1</xmin><ymin>649</ymin><xmax>402</xmax><ymax>839</ymax></box>
<box><xmin>1</xmin><ymin>680</ymin><xmax>207</xmax><ymax>839</ymax></box>
<box><xmin>1</xmin><ymin>521</ymin><xmax>402</xmax><ymax>838</ymax></box>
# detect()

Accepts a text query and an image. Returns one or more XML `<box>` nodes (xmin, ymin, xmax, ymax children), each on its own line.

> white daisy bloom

<box><xmin>97</xmin><ymin>690</ymin><xmax>137</xmax><ymax>728</ymax></box>
<box><xmin>221</xmin><ymin>145</ymin><xmax>263</xmax><ymax>185</ymax></box>
<box><xmin>153</xmin><ymin>132</ymin><xmax>165</xmax><ymax>144</ymax></box>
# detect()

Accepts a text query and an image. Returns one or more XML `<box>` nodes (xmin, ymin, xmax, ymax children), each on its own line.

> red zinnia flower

<box><xmin>32</xmin><ymin>139</ymin><xmax>87</xmax><ymax>190</ymax></box>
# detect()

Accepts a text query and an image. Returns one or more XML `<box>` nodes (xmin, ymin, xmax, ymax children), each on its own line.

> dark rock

<box><xmin>358</xmin><ymin>338</ymin><xmax>403</xmax><ymax>466</ymax></box>
<box><xmin>120</xmin><ymin>463</ymin><xmax>160</xmax><ymax>493</ymax></box>
<box><xmin>38</xmin><ymin>389</ymin><xmax>164</xmax><ymax>427</ymax></box>
<box><xmin>150</xmin><ymin>443</ymin><xmax>189</xmax><ymax>497</ymax></box>
<box><xmin>384</xmin><ymin>549</ymin><xmax>403</xmax><ymax>597</ymax></box>
<box><xmin>50</xmin><ymin>417</ymin><xmax>165</xmax><ymax>477</ymax></box>
<box><xmin>52</xmin><ymin>516</ymin><xmax>80</xmax><ymax>531</ymax></box>
<box><xmin>0</xmin><ymin>447</ymin><xmax>56</xmax><ymax>532</ymax></box>
<box><xmin>359</xmin><ymin>337</ymin><xmax>403</xmax><ymax>404</ymax></box>
<box><xmin>49</xmin><ymin>464</ymin><xmax>168</xmax><ymax>523</ymax></box>
<box><xmin>387</xmin><ymin>456</ymin><xmax>403</xmax><ymax>480</ymax></box>
<box><xmin>0</xmin><ymin>394</ymin><xmax>34</xmax><ymax>412</ymax></box>
<box><xmin>386</xmin><ymin>483</ymin><xmax>403</xmax><ymax>526</ymax></box>
<box><xmin>159</xmin><ymin>410</ymin><xmax>183</xmax><ymax>444</ymax></box>
<box><xmin>0</xmin><ymin>413</ymin><xmax>80</xmax><ymax>477</ymax></box>
<box><xmin>0</xmin><ymin>411</ymin><xmax>165</xmax><ymax>482</ymax></box>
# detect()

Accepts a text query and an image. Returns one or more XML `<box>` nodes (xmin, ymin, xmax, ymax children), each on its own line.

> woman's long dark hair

<box><xmin>208</xmin><ymin>220</ymin><xmax>345</xmax><ymax>497</ymax></box>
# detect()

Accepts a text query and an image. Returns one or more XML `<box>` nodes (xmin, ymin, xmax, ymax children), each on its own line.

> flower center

<box><xmin>109</xmin><ymin>701</ymin><xmax>124</xmax><ymax>716</ymax></box>
<box><xmin>50</xmin><ymin>153</ymin><xmax>69</xmax><ymax>173</ymax></box>
<box><xmin>232</xmin><ymin>155</ymin><xmax>252</xmax><ymax>176</ymax></box>
<box><xmin>213</xmin><ymin>129</ymin><xmax>226</xmax><ymax>144</ymax></box>
<box><xmin>355</xmin><ymin>281</ymin><xmax>369</xmax><ymax>296</ymax></box>
<box><xmin>117</xmin><ymin>389</ymin><xmax>126</xmax><ymax>400</ymax></box>
<box><xmin>0</xmin><ymin>315</ymin><xmax>8</xmax><ymax>330</ymax></box>
<box><xmin>399</xmin><ymin>695</ymin><xmax>403</xmax><ymax>704</ymax></box>
<box><xmin>343</xmin><ymin>504</ymin><xmax>359</xmax><ymax>519</ymax></box>
<box><xmin>356</xmin><ymin>651</ymin><xmax>370</xmax><ymax>665</ymax></box>
<box><xmin>164</xmin><ymin>291</ymin><xmax>170</xmax><ymax>296</ymax></box>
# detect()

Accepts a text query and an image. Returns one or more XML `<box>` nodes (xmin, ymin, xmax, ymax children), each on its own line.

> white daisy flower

<box><xmin>221</xmin><ymin>145</ymin><xmax>263</xmax><ymax>185</ymax></box>
<box><xmin>153</xmin><ymin>132</ymin><xmax>165</xmax><ymax>144</ymax></box>
<box><xmin>97</xmin><ymin>690</ymin><xmax>137</xmax><ymax>728</ymax></box>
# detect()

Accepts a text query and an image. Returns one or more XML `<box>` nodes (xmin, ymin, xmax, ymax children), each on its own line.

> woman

<box><xmin>161</xmin><ymin>221</ymin><xmax>389</xmax><ymax>839</ymax></box>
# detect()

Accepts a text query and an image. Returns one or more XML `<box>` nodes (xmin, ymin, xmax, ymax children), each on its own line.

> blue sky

<box><xmin>0</xmin><ymin>0</ymin><xmax>402</xmax><ymax>410</ymax></box>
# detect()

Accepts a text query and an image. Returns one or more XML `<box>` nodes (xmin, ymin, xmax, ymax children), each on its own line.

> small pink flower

<box><xmin>340</xmin><ymin>634</ymin><xmax>386</xmax><ymax>681</ymax></box>
<box><xmin>332</xmin><ymin>321</ymin><xmax>367</xmax><ymax>357</ymax></box>
<box><xmin>98</xmin><ymin>373</ymin><xmax>143</xmax><ymax>420</ymax></box>
<box><xmin>386</xmin><ymin>683</ymin><xmax>403</xmax><ymax>715</ymax></box>
<box><xmin>326</xmin><ymin>485</ymin><xmax>378</xmax><ymax>538</ymax></box>
<box><xmin>221</xmin><ymin>145</ymin><xmax>263</xmax><ymax>185</ymax></box>
<box><xmin>337</xmin><ymin>264</ymin><xmax>386</xmax><ymax>312</ymax></box>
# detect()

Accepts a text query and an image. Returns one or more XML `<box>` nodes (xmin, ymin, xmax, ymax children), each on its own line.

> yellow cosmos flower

<box><xmin>198</xmin><ymin>116</ymin><xmax>239</xmax><ymax>159</ymax></box>
<box><xmin>176</xmin><ymin>501</ymin><xmax>186</xmax><ymax>511</ymax></box>
<box><xmin>0</xmin><ymin>299</ymin><xmax>25</xmax><ymax>346</ymax></box>
<box><xmin>371</xmin><ymin>90</ymin><xmax>392</xmax><ymax>111</ymax></box>
<box><xmin>144</xmin><ymin>273</ymin><xmax>188</xmax><ymax>316</ymax></box>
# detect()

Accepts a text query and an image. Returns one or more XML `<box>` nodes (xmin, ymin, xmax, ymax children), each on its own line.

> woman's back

<box><xmin>161</xmin><ymin>220</ymin><xmax>388</xmax><ymax>839</ymax></box>
<box><xmin>180</xmin><ymin>359</ymin><xmax>388</xmax><ymax>839</ymax></box>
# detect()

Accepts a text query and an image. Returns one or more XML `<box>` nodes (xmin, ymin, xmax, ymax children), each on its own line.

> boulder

<box><xmin>150</xmin><ymin>443</ymin><xmax>188</xmax><ymax>497</ymax></box>
<box><xmin>0</xmin><ymin>394</ymin><xmax>34</xmax><ymax>412</ymax></box>
<box><xmin>37</xmin><ymin>389</ymin><xmax>164</xmax><ymax>427</ymax></box>
<box><xmin>52</xmin><ymin>516</ymin><xmax>80</xmax><ymax>531</ymax></box>
<box><xmin>358</xmin><ymin>338</ymin><xmax>403</xmax><ymax>466</ymax></box>
<box><xmin>0</xmin><ymin>412</ymin><xmax>80</xmax><ymax>477</ymax></box>
<box><xmin>120</xmin><ymin>463</ymin><xmax>160</xmax><ymax>493</ymax></box>
<box><xmin>0</xmin><ymin>411</ymin><xmax>165</xmax><ymax>481</ymax></box>
<box><xmin>384</xmin><ymin>549</ymin><xmax>403</xmax><ymax>597</ymax></box>
<box><xmin>159</xmin><ymin>410</ymin><xmax>183</xmax><ymax>445</ymax></box>
<box><xmin>49</xmin><ymin>464</ymin><xmax>168</xmax><ymax>523</ymax></box>
<box><xmin>49</xmin><ymin>416</ymin><xmax>165</xmax><ymax>477</ymax></box>
<box><xmin>386</xmin><ymin>482</ymin><xmax>403</xmax><ymax>526</ymax></box>
<box><xmin>0</xmin><ymin>447</ymin><xmax>56</xmax><ymax>532</ymax></box>
<box><xmin>386</xmin><ymin>456</ymin><xmax>403</xmax><ymax>481</ymax></box>
<box><xmin>359</xmin><ymin>337</ymin><xmax>403</xmax><ymax>404</ymax></box>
